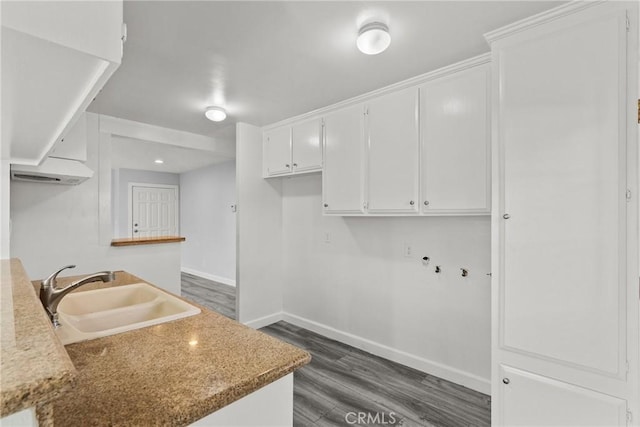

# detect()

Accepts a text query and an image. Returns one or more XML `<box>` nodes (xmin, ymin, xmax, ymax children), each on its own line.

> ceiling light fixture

<box><xmin>154</xmin><ymin>159</ymin><xmax>164</xmax><ymax>164</ymax></box>
<box><xmin>205</xmin><ymin>106</ymin><xmax>227</xmax><ymax>122</ymax></box>
<box><xmin>357</xmin><ymin>22</ymin><xmax>391</xmax><ymax>55</ymax></box>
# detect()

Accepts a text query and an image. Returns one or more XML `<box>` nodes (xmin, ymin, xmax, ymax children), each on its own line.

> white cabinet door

<box><xmin>500</xmin><ymin>366</ymin><xmax>627</xmax><ymax>426</ymax></box>
<box><xmin>500</xmin><ymin>1</ymin><xmax>626</xmax><ymax>376</ymax></box>
<box><xmin>263</xmin><ymin>127</ymin><xmax>291</xmax><ymax>177</ymax></box>
<box><xmin>322</xmin><ymin>105</ymin><xmax>365</xmax><ymax>214</ymax></box>
<box><xmin>292</xmin><ymin>119</ymin><xmax>322</xmax><ymax>173</ymax></box>
<box><xmin>421</xmin><ymin>64</ymin><xmax>489</xmax><ymax>214</ymax></box>
<box><xmin>366</xmin><ymin>87</ymin><xmax>419</xmax><ymax>213</ymax></box>
<box><xmin>491</xmin><ymin>2</ymin><xmax>637</xmax><ymax>425</ymax></box>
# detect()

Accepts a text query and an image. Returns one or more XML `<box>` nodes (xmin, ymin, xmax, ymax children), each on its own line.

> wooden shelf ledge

<box><xmin>110</xmin><ymin>236</ymin><xmax>186</xmax><ymax>247</ymax></box>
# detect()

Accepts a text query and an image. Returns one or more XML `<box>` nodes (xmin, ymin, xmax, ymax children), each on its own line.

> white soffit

<box><xmin>111</xmin><ymin>136</ymin><xmax>229</xmax><ymax>174</ymax></box>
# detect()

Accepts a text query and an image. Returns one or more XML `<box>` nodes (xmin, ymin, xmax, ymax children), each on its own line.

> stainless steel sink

<box><xmin>55</xmin><ymin>283</ymin><xmax>200</xmax><ymax>345</ymax></box>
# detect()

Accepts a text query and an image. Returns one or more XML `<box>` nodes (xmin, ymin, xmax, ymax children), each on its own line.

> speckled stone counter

<box><xmin>39</xmin><ymin>271</ymin><xmax>311</xmax><ymax>426</ymax></box>
<box><xmin>0</xmin><ymin>259</ymin><xmax>76</xmax><ymax>417</ymax></box>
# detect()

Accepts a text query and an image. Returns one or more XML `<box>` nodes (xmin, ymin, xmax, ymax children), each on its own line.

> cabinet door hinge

<box><xmin>626</xmin><ymin>189</ymin><xmax>632</xmax><ymax>201</ymax></box>
<box><xmin>363</xmin><ymin>201</ymin><xmax>368</xmax><ymax>210</ymax></box>
<box><xmin>626</xmin><ymin>14</ymin><xmax>630</xmax><ymax>32</ymax></box>
<box><xmin>627</xmin><ymin>409</ymin><xmax>632</xmax><ymax>424</ymax></box>
<box><xmin>364</xmin><ymin>107</ymin><xmax>369</xmax><ymax>116</ymax></box>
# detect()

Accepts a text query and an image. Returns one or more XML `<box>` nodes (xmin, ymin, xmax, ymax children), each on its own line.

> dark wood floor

<box><xmin>180</xmin><ymin>273</ymin><xmax>491</xmax><ymax>427</ymax></box>
<box><xmin>181</xmin><ymin>272</ymin><xmax>236</xmax><ymax>319</ymax></box>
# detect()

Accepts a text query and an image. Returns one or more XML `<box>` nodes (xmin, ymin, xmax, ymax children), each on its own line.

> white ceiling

<box><xmin>88</xmin><ymin>1</ymin><xmax>564</xmax><ymax>146</ymax></box>
<box><xmin>111</xmin><ymin>136</ymin><xmax>229</xmax><ymax>174</ymax></box>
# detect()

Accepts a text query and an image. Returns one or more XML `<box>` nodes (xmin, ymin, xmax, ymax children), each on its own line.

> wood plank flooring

<box><xmin>180</xmin><ymin>273</ymin><xmax>491</xmax><ymax>427</ymax></box>
<box><xmin>181</xmin><ymin>272</ymin><xmax>236</xmax><ymax>319</ymax></box>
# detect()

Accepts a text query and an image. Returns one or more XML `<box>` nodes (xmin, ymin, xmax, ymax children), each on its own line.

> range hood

<box><xmin>11</xmin><ymin>157</ymin><xmax>94</xmax><ymax>185</ymax></box>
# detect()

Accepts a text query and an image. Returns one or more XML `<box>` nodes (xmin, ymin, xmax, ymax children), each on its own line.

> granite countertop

<box><xmin>0</xmin><ymin>259</ymin><xmax>76</xmax><ymax>417</ymax></box>
<box><xmin>37</xmin><ymin>271</ymin><xmax>311</xmax><ymax>426</ymax></box>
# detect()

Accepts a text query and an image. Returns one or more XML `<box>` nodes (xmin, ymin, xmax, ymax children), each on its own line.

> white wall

<box><xmin>0</xmin><ymin>0</ymin><xmax>8</xmax><ymax>259</ymax></box>
<box><xmin>112</xmin><ymin>168</ymin><xmax>179</xmax><ymax>237</ymax></box>
<box><xmin>0</xmin><ymin>159</ymin><xmax>9</xmax><ymax>259</ymax></box>
<box><xmin>235</xmin><ymin>120</ymin><xmax>491</xmax><ymax>392</ymax></box>
<box><xmin>10</xmin><ymin>113</ymin><xmax>181</xmax><ymax>294</ymax></box>
<box><xmin>236</xmin><ymin>123</ymin><xmax>283</xmax><ymax>325</ymax></box>
<box><xmin>281</xmin><ymin>174</ymin><xmax>491</xmax><ymax>393</ymax></box>
<box><xmin>0</xmin><ymin>157</ymin><xmax>11</xmax><ymax>259</ymax></box>
<box><xmin>180</xmin><ymin>161</ymin><xmax>236</xmax><ymax>285</ymax></box>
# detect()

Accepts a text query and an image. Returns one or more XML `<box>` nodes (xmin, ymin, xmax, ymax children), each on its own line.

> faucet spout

<box><xmin>40</xmin><ymin>268</ymin><xmax>116</xmax><ymax>328</ymax></box>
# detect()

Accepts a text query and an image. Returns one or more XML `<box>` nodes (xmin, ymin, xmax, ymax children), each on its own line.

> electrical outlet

<box><xmin>403</xmin><ymin>242</ymin><xmax>412</xmax><ymax>257</ymax></box>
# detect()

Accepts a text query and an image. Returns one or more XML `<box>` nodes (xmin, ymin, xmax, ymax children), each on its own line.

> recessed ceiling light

<box><xmin>357</xmin><ymin>22</ymin><xmax>391</xmax><ymax>55</ymax></box>
<box><xmin>205</xmin><ymin>106</ymin><xmax>227</xmax><ymax>122</ymax></box>
<box><xmin>154</xmin><ymin>159</ymin><xmax>164</xmax><ymax>164</ymax></box>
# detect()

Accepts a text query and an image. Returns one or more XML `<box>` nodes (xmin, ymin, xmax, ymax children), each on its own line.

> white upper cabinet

<box><xmin>263</xmin><ymin>127</ymin><xmax>292</xmax><ymax>176</ymax></box>
<box><xmin>366</xmin><ymin>87</ymin><xmax>420</xmax><ymax>214</ymax></box>
<box><xmin>263</xmin><ymin>118</ymin><xmax>322</xmax><ymax>177</ymax></box>
<box><xmin>420</xmin><ymin>64</ymin><xmax>490</xmax><ymax>214</ymax></box>
<box><xmin>261</xmin><ymin>56</ymin><xmax>491</xmax><ymax>217</ymax></box>
<box><xmin>323</xmin><ymin>105</ymin><xmax>365</xmax><ymax>214</ymax></box>
<box><xmin>2</xmin><ymin>1</ymin><xmax>123</xmax><ymax>166</ymax></box>
<box><xmin>291</xmin><ymin>119</ymin><xmax>322</xmax><ymax>173</ymax></box>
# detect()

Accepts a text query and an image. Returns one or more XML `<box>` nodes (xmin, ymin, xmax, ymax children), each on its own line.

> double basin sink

<box><xmin>55</xmin><ymin>283</ymin><xmax>201</xmax><ymax>345</ymax></box>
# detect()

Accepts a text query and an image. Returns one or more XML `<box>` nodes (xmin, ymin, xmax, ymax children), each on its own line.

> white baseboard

<box><xmin>243</xmin><ymin>312</ymin><xmax>283</xmax><ymax>329</ymax></box>
<box><xmin>235</xmin><ymin>309</ymin><xmax>490</xmax><ymax>394</ymax></box>
<box><xmin>181</xmin><ymin>267</ymin><xmax>236</xmax><ymax>287</ymax></box>
<box><xmin>281</xmin><ymin>312</ymin><xmax>491</xmax><ymax>395</ymax></box>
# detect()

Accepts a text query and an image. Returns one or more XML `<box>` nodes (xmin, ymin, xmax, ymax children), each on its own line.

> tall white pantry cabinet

<box><xmin>487</xmin><ymin>2</ymin><xmax>639</xmax><ymax>426</ymax></box>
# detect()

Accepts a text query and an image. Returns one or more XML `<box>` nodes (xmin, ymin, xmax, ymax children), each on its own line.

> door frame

<box><xmin>127</xmin><ymin>182</ymin><xmax>180</xmax><ymax>238</ymax></box>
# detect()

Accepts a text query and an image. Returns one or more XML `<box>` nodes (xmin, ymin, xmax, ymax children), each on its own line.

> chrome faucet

<box><xmin>40</xmin><ymin>265</ymin><xmax>116</xmax><ymax>328</ymax></box>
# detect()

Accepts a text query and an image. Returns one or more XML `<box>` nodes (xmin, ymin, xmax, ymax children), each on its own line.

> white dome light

<box><xmin>357</xmin><ymin>22</ymin><xmax>390</xmax><ymax>55</ymax></box>
<box><xmin>205</xmin><ymin>106</ymin><xmax>227</xmax><ymax>122</ymax></box>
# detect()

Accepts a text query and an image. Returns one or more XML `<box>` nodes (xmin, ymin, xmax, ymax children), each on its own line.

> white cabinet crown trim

<box><xmin>262</xmin><ymin>53</ymin><xmax>490</xmax><ymax>132</ymax></box>
<box><xmin>483</xmin><ymin>0</ymin><xmax>605</xmax><ymax>43</ymax></box>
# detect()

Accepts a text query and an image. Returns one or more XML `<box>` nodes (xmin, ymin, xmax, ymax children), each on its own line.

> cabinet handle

<box><xmin>503</xmin><ymin>214</ymin><xmax>511</xmax><ymax>219</ymax></box>
<box><xmin>503</xmin><ymin>378</ymin><xmax>510</xmax><ymax>385</ymax></box>
<box><xmin>409</xmin><ymin>200</ymin><xmax>415</xmax><ymax>206</ymax></box>
<box><xmin>285</xmin><ymin>164</ymin><xmax>290</xmax><ymax>168</ymax></box>
<box><xmin>293</xmin><ymin>163</ymin><xmax>298</xmax><ymax>167</ymax></box>
<box><xmin>423</xmin><ymin>201</ymin><xmax>429</xmax><ymax>206</ymax></box>
<box><xmin>324</xmin><ymin>203</ymin><xmax>328</xmax><ymax>208</ymax></box>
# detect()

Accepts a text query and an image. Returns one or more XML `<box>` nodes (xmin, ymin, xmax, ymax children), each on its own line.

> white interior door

<box><xmin>131</xmin><ymin>185</ymin><xmax>178</xmax><ymax>237</ymax></box>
